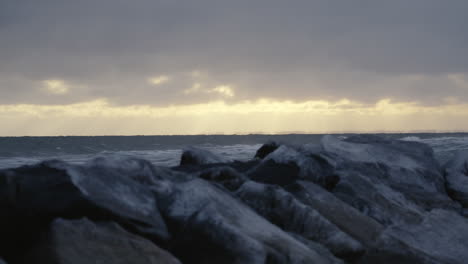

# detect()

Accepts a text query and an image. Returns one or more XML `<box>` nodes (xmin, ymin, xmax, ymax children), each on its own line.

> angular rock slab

<box><xmin>0</xmin><ymin>158</ymin><xmax>169</xmax><ymax>257</ymax></box>
<box><xmin>235</xmin><ymin>181</ymin><xmax>364</xmax><ymax>260</ymax></box>
<box><xmin>21</xmin><ymin>218</ymin><xmax>181</xmax><ymax>264</ymax></box>
<box><xmin>154</xmin><ymin>178</ymin><xmax>342</xmax><ymax>264</ymax></box>
<box><xmin>286</xmin><ymin>181</ymin><xmax>444</xmax><ymax>263</ymax></box>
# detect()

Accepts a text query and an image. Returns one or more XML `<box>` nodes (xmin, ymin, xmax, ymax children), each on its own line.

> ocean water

<box><xmin>0</xmin><ymin>133</ymin><xmax>467</xmax><ymax>169</ymax></box>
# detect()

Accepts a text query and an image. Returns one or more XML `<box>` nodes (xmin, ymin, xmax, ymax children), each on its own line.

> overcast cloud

<box><xmin>1</xmin><ymin>0</ymin><xmax>467</xmax><ymax>106</ymax></box>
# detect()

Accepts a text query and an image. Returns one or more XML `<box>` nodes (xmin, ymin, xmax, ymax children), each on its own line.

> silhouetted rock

<box><xmin>254</xmin><ymin>141</ymin><xmax>281</xmax><ymax>159</ymax></box>
<box><xmin>21</xmin><ymin>218</ymin><xmax>181</xmax><ymax>264</ymax></box>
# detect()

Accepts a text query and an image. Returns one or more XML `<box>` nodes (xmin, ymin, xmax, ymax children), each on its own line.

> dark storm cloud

<box><xmin>0</xmin><ymin>0</ymin><xmax>467</xmax><ymax>105</ymax></box>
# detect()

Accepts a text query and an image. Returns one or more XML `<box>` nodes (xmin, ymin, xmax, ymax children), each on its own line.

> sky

<box><xmin>1</xmin><ymin>0</ymin><xmax>468</xmax><ymax>135</ymax></box>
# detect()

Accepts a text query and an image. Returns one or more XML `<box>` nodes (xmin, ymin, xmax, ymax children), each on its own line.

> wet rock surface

<box><xmin>1</xmin><ymin>135</ymin><xmax>468</xmax><ymax>263</ymax></box>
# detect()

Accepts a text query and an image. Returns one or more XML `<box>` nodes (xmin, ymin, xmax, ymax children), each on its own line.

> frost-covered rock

<box><xmin>21</xmin><ymin>218</ymin><xmax>181</xmax><ymax>264</ymax></box>
<box><xmin>180</xmin><ymin>147</ymin><xmax>228</xmax><ymax>166</ymax></box>
<box><xmin>321</xmin><ymin>135</ymin><xmax>458</xmax><ymax>225</ymax></box>
<box><xmin>153</xmin><ymin>178</ymin><xmax>342</xmax><ymax>264</ymax></box>
<box><xmin>0</xmin><ymin>159</ymin><xmax>169</xmax><ymax>258</ymax></box>
<box><xmin>444</xmin><ymin>150</ymin><xmax>468</xmax><ymax>207</ymax></box>
<box><xmin>287</xmin><ymin>181</ymin><xmax>442</xmax><ymax>264</ymax></box>
<box><xmin>236</xmin><ymin>181</ymin><xmax>364</xmax><ymax>260</ymax></box>
<box><xmin>383</xmin><ymin>209</ymin><xmax>468</xmax><ymax>264</ymax></box>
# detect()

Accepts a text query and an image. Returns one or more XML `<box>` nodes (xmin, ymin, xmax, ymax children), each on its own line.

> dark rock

<box><xmin>236</xmin><ymin>181</ymin><xmax>365</xmax><ymax>260</ymax></box>
<box><xmin>153</xmin><ymin>178</ymin><xmax>342</xmax><ymax>264</ymax></box>
<box><xmin>0</xmin><ymin>158</ymin><xmax>169</xmax><ymax>259</ymax></box>
<box><xmin>197</xmin><ymin>166</ymin><xmax>248</xmax><ymax>191</ymax></box>
<box><xmin>250</xmin><ymin>145</ymin><xmax>339</xmax><ymax>189</ymax></box>
<box><xmin>0</xmin><ymin>258</ymin><xmax>6</xmax><ymax>264</ymax></box>
<box><xmin>444</xmin><ymin>150</ymin><xmax>468</xmax><ymax>207</ymax></box>
<box><xmin>180</xmin><ymin>147</ymin><xmax>227</xmax><ymax>166</ymax></box>
<box><xmin>20</xmin><ymin>218</ymin><xmax>181</xmax><ymax>264</ymax></box>
<box><xmin>254</xmin><ymin>141</ymin><xmax>281</xmax><ymax>159</ymax></box>
<box><xmin>247</xmin><ymin>159</ymin><xmax>300</xmax><ymax>186</ymax></box>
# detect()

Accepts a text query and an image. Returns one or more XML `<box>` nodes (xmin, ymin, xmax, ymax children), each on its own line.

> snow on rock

<box><xmin>154</xmin><ymin>178</ymin><xmax>342</xmax><ymax>264</ymax></box>
<box><xmin>444</xmin><ymin>150</ymin><xmax>468</xmax><ymax>207</ymax></box>
<box><xmin>180</xmin><ymin>147</ymin><xmax>228</xmax><ymax>166</ymax></box>
<box><xmin>320</xmin><ymin>135</ymin><xmax>458</xmax><ymax>224</ymax></box>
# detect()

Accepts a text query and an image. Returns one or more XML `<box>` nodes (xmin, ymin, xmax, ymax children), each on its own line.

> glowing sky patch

<box><xmin>147</xmin><ymin>75</ymin><xmax>171</xmax><ymax>86</ymax></box>
<box><xmin>42</xmin><ymin>79</ymin><xmax>69</xmax><ymax>95</ymax></box>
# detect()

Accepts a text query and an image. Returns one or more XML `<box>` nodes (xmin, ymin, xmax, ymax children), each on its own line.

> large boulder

<box><xmin>20</xmin><ymin>218</ymin><xmax>181</xmax><ymax>264</ymax></box>
<box><xmin>236</xmin><ymin>181</ymin><xmax>364</xmax><ymax>260</ymax></box>
<box><xmin>444</xmin><ymin>150</ymin><xmax>468</xmax><ymax>207</ymax></box>
<box><xmin>180</xmin><ymin>147</ymin><xmax>228</xmax><ymax>166</ymax></box>
<box><xmin>153</xmin><ymin>178</ymin><xmax>342</xmax><ymax>264</ymax></box>
<box><xmin>321</xmin><ymin>135</ymin><xmax>458</xmax><ymax>225</ymax></box>
<box><xmin>0</xmin><ymin>158</ymin><xmax>169</xmax><ymax>258</ymax></box>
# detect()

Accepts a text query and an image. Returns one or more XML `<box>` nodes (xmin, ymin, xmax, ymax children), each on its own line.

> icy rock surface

<box><xmin>321</xmin><ymin>135</ymin><xmax>458</xmax><ymax>225</ymax></box>
<box><xmin>153</xmin><ymin>179</ymin><xmax>342</xmax><ymax>264</ymax></box>
<box><xmin>3</xmin><ymin>134</ymin><xmax>468</xmax><ymax>264</ymax></box>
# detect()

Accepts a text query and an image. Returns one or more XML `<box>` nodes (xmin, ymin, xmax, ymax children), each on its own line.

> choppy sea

<box><xmin>1</xmin><ymin>133</ymin><xmax>467</xmax><ymax>169</ymax></box>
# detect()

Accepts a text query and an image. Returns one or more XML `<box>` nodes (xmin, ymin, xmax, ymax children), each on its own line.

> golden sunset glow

<box><xmin>1</xmin><ymin>98</ymin><xmax>468</xmax><ymax>135</ymax></box>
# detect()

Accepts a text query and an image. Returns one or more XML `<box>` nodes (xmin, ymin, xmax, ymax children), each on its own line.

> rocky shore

<box><xmin>1</xmin><ymin>135</ymin><xmax>468</xmax><ymax>264</ymax></box>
